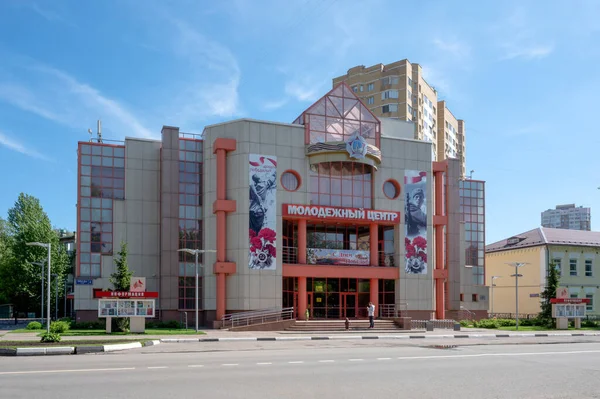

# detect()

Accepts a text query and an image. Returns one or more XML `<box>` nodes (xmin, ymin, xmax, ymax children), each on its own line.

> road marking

<box><xmin>377</xmin><ymin>358</ymin><xmax>392</xmax><ymax>360</ymax></box>
<box><xmin>222</xmin><ymin>364</ymin><xmax>239</xmax><ymax>366</ymax></box>
<box><xmin>188</xmin><ymin>365</ymin><xmax>204</xmax><ymax>368</ymax></box>
<box><xmin>288</xmin><ymin>361</ymin><xmax>304</xmax><ymax>364</ymax></box>
<box><xmin>349</xmin><ymin>359</ymin><xmax>364</xmax><ymax>362</ymax></box>
<box><xmin>319</xmin><ymin>360</ymin><xmax>335</xmax><ymax>363</ymax></box>
<box><xmin>395</xmin><ymin>350</ymin><xmax>600</xmax><ymax>361</ymax></box>
<box><xmin>0</xmin><ymin>367</ymin><xmax>136</xmax><ymax>376</ymax></box>
<box><xmin>147</xmin><ymin>366</ymin><xmax>168</xmax><ymax>369</ymax></box>
<box><xmin>256</xmin><ymin>362</ymin><xmax>272</xmax><ymax>365</ymax></box>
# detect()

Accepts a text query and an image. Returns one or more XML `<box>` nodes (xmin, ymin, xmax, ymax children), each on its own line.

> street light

<box><xmin>505</xmin><ymin>262</ymin><xmax>529</xmax><ymax>330</ymax></box>
<box><xmin>177</xmin><ymin>249</ymin><xmax>216</xmax><ymax>332</ymax></box>
<box><xmin>27</xmin><ymin>242</ymin><xmax>51</xmax><ymax>333</ymax></box>
<box><xmin>51</xmin><ymin>274</ymin><xmax>58</xmax><ymax>320</ymax></box>
<box><xmin>490</xmin><ymin>276</ymin><xmax>501</xmax><ymax>315</ymax></box>
<box><xmin>30</xmin><ymin>261</ymin><xmax>45</xmax><ymax>322</ymax></box>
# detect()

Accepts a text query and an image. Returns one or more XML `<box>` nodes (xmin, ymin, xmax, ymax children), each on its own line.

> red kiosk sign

<box><xmin>550</xmin><ymin>298</ymin><xmax>590</xmax><ymax>304</ymax></box>
<box><xmin>94</xmin><ymin>291</ymin><xmax>159</xmax><ymax>299</ymax></box>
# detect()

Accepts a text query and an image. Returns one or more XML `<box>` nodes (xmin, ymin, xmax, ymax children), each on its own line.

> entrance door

<box><xmin>341</xmin><ymin>293</ymin><xmax>357</xmax><ymax>319</ymax></box>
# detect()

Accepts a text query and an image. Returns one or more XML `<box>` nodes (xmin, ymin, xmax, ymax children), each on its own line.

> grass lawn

<box><xmin>45</xmin><ymin>328</ymin><xmax>205</xmax><ymax>336</ymax></box>
<box><xmin>497</xmin><ymin>326</ymin><xmax>599</xmax><ymax>331</ymax></box>
<box><xmin>10</xmin><ymin>328</ymin><xmax>205</xmax><ymax>336</ymax></box>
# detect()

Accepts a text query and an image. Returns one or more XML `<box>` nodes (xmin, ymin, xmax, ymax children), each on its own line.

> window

<box><xmin>381</xmin><ymin>90</ymin><xmax>399</xmax><ymax>100</ymax></box>
<box><xmin>383</xmin><ymin>180</ymin><xmax>400</xmax><ymax>199</ymax></box>
<box><xmin>178</xmin><ymin>138</ymin><xmax>203</xmax><ymax>310</ymax></box>
<box><xmin>552</xmin><ymin>258</ymin><xmax>562</xmax><ymax>277</ymax></box>
<box><xmin>408</xmin><ymin>105</ymin><xmax>413</xmax><ymax>115</ymax></box>
<box><xmin>281</xmin><ymin>171</ymin><xmax>300</xmax><ymax>191</ymax></box>
<box><xmin>381</xmin><ymin>76</ymin><xmax>399</xmax><ymax>86</ymax></box>
<box><xmin>472</xmin><ymin>294</ymin><xmax>478</xmax><ymax>302</ymax></box>
<box><xmin>359</xmin><ymin>85</ymin><xmax>364</xmax><ymax>92</ymax></box>
<box><xmin>585</xmin><ymin>259</ymin><xmax>593</xmax><ymax>277</ymax></box>
<box><xmin>367</xmin><ymin>83</ymin><xmax>374</xmax><ymax>91</ymax></box>
<box><xmin>586</xmin><ymin>294</ymin><xmax>594</xmax><ymax>311</ymax></box>
<box><xmin>460</xmin><ymin>293</ymin><xmax>464</xmax><ymax>302</ymax></box>
<box><xmin>352</xmin><ymin>86</ymin><xmax>358</xmax><ymax>92</ymax></box>
<box><xmin>408</xmin><ymin>77</ymin><xmax>413</xmax><ymax>87</ymax></box>
<box><xmin>78</xmin><ymin>143</ymin><xmax>125</xmax><ymax>277</ymax></box>
<box><xmin>309</xmin><ymin>162</ymin><xmax>372</xmax><ymax>208</ymax></box>
<box><xmin>367</xmin><ymin>96</ymin><xmax>374</xmax><ymax>105</ymax></box>
<box><xmin>570</xmin><ymin>259</ymin><xmax>578</xmax><ymax>276</ymax></box>
<box><xmin>178</xmin><ymin>276</ymin><xmax>202</xmax><ymax>310</ymax></box>
<box><xmin>382</xmin><ymin>104</ymin><xmax>398</xmax><ymax>113</ymax></box>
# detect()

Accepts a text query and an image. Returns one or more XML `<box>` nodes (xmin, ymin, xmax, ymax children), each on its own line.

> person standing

<box><xmin>367</xmin><ymin>302</ymin><xmax>375</xmax><ymax>329</ymax></box>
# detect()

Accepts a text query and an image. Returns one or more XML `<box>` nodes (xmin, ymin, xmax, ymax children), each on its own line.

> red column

<box><xmin>370</xmin><ymin>278</ymin><xmax>379</xmax><ymax>317</ymax></box>
<box><xmin>216</xmin><ymin>273</ymin><xmax>226</xmax><ymax>321</ymax></box>
<box><xmin>298</xmin><ymin>276</ymin><xmax>307</xmax><ymax>320</ymax></box>
<box><xmin>369</xmin><ymin>223</ymin><xmax>379</xmax><ymax>266</ymax></box>
<box><xmin>212</xmin><ymin>138</ymin><xmax>237</xmax><ymax>324</ymax></box>
<box><xmin>433</xmin><ymin>161</ymin><xmax>447</xmax><ymax>320</ymax></box>
<box><xmin>298</xmin><ymin>219</ymin><xmax>307</xmax><ymax>264</ymax></box>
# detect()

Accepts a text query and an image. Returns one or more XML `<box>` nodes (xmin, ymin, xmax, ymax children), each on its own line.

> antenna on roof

<box><xmin>97</xmin><ymin>120</ymin><xmax>102</xmax><ymax>143</ymax></box>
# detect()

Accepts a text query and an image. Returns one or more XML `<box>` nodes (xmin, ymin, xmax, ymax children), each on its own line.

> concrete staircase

<box><xmin>286</xmin><ymin>319</ymin><xmax>403</xmax><ymax>332</ymax></box>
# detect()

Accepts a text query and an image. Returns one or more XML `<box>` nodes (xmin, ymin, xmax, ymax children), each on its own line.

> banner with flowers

<box><xmin>404</xmin><ymin>170</ymin><xmax>427</xmax><ymax>274</ymax></box>
<box><xmin>249</xmin><ymin>154</ymin><xmax>277</xmax><ymax>270</ymax></box>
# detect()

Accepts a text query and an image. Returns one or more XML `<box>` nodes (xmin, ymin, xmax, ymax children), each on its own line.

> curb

<box><xmin>4</xmin><ymin>340</ymin><xmax>160</xmax><ymax>357</ymax></box>
<box><xmin>157</xmin><ymin>332</ymin><xmax>600</xmax><ymax>343</ymax></box>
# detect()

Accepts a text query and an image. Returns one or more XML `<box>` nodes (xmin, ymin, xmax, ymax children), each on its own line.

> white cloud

<box><xmin>501</xmin><ymin>44</ymin><xmax>554</xmax><ymax>60</ymax></box>
<box><xmin>432</xmin><ymin>38</ymin><xmax>471</xmax><ymax>58</ymax></box>
<box><xmin>0</xmin><ymin>130</ymin><xmax>50</xmax><ymax>161</ymax></box>
<box><xmin>0</xmin><ymin>63</ymin><xmax>156</xmax><ymax>139</ymax></box>
<box><xmin>261</xmin><ymin>98</ymin><xmax>288</xmax><ymax>111</ymax></box>
<box><xmin>494</xmin><ymin>7</ymin><xmax>554</xmax><ymax>61</ymax></box>
<box><xmin>153</xmin><ymin>15</ymin><xmax>242</xmax><ymax>126</ymax></box>
<box><xmin>284</xmin><ymin>79</ymin><xmax>324</xmax><ymax>102</ymax></box>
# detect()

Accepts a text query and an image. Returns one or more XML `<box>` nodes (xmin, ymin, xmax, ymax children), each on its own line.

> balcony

<box><xmin>281</xmin><ymin>247</ymin><xmax>397</xmax><ymax>267</ymax></box>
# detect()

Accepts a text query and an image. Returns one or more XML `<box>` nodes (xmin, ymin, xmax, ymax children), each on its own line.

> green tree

<box><xmin>539</xmin><ymin>261</ymin><xmax>560</xmax><ymax>325</ymax></box>
<box><xmin>110</xmin><ymin>241</ymin><xmax>132</xmax><ymax>332</ymax></box>
<box><xmin>0</xmin><ymin>194</ymin><xmax>69</xmax><ymax>316</ymax></box>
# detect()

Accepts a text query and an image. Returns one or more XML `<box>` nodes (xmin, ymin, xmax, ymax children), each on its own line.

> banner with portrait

<box><xmin>404</xmin><ymin>170</ymin><xmax>427</xmax><ymax>274</ymax></box>
<box><xmin>249</xmin><ymin>154</ymin><xmax>277</xmax><ymax>270</ymax></box>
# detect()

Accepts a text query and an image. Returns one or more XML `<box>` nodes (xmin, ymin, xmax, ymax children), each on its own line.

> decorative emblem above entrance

<box><xmin>345</xmin><ymin>133</ymin><xmax>367</xmax><ymax>159</ymax></box>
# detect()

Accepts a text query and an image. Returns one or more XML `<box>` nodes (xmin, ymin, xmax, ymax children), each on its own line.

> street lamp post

<box><xmin>490</xmin><ymin>276</ymin><xmax>501</xmax><ymax>315</ymax></box>
<box><xmin>31</xmin><ymin>261</ymin><xmax>45</xmax><ymax>322</ymax></box>
<box><xmin>177</xmin><ymin>249</ymin><xmax>216</xmax><ymax>332</ymax></box>
<box><xmin>27</xmin><ymin>242</ymin><xmax>51</xmax><ymax>333</ymax></box>
<box><xmin>51</xmin><ymin>274</ymin><xmax>58</xmax><ymax>320</ymax></box>
<box><xmin>505</xmin><ymin>262</ymin><xmax>529</xmax><ymax>331</ymax></box>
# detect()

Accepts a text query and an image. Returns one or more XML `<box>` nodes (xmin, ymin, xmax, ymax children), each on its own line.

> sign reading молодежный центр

<box><xmin>282</xmin><ymin>204</ymin><xmax>401</xmax><ymax>224</ymax></box>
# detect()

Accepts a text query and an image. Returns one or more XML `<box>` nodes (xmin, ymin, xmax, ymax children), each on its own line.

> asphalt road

<box><xmin>2</xmin><ymin>342</ymin><xmax>600</xmax><ymax>399</ymax></box>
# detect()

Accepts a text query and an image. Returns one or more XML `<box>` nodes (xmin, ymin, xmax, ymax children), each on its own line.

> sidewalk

<box><xmin>2</xmin><ymin>328</ymin><xmax>599</xmax><ymax>342</ymax></box>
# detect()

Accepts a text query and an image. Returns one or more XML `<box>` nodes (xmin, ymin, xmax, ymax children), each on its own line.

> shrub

<box><xmin>157</xmin><ymin>320</ymin><xmax>181</xmax><ymax>329</ymax></box>
<box><xmin>26</xmin><ymin>321</ymin><xmax>42</xmax><ymax>330</ymax></box>
<box><xmin>50</xmin><ymin>321</ymin><xmax>70</xmax><ymax>334</ymax></box>
<box><xmin>40</xmin><ymin>332</ymin><xmax>61</xmax><ymax>343</ymax></box>
<box><xmin>582</xmin><ymin>319</ymin><xmax>598</xmax><ymax>328</ymax></box>
<box><xmin>473</xmin><ymin>319</ymin><xmax>499</xmax><ymax>329</ymax></box>
<box><xmin>459</xmin><ymin>320</ymin><xmax>472</xmax><ymax>327</ymax></box>
<box><xmin>496</xmin><ymin>319</ymin><xmax>516</xmax><ymax>327</ymax></box>
<box><xmin>71</xmin><ymin>321</ymin><xmax>105</xmax><ymax>329</ymax></box>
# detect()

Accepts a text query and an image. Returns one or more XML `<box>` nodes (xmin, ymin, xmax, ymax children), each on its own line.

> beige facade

<box><xmin>486</xmin><ymin>228</ymin><xmax>600</xmax><ymax>316</ymax></box>
<box><xmin>332</xmin><ymin>59</ymin><xmax>466</xmax><ymax>177</ymax></box>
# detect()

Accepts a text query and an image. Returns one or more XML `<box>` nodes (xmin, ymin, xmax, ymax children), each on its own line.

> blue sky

<box><xmin>0</xmin><ymin>0</ymin><xmax>599</xmax><ymax>244</ymax></box>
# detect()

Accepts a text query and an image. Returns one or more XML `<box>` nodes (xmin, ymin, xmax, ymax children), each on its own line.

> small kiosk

<box><xmin>551</xmin><ymin>296</ymin><xmax>590</xmax><ymax>330</ymax></box>
<box><xmin>95</xmin><ymin>290</ymin><xmax>158</xmax><ymax>333</ymax></box>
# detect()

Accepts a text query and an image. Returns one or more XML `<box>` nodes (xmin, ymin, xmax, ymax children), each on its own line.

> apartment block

<box><xmin>541</xmin><ymin>204</ymin><xmax>591</xmax><ymax>231</ymax></box>
<box><xmin>333</xmin><ymin>59</ymin><xmax>466</xmax><ymax>177</ymax></box>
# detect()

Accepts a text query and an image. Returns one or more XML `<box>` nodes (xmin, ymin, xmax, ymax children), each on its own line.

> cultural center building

<box><xmin>74</xmin><ymin>83</ymin><xmax>487</xmax><ymax>325</ymax></box>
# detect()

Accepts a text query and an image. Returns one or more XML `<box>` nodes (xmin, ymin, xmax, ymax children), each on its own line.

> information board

<box><xmin>552</xmin><ymin>303</ymin><xmax>586</xmax><ymax>319</ymax></box>
<box><xmin>98</xmin><ymin>299</ymin><xmax>155</xmax><ymax>318</ymax></box>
